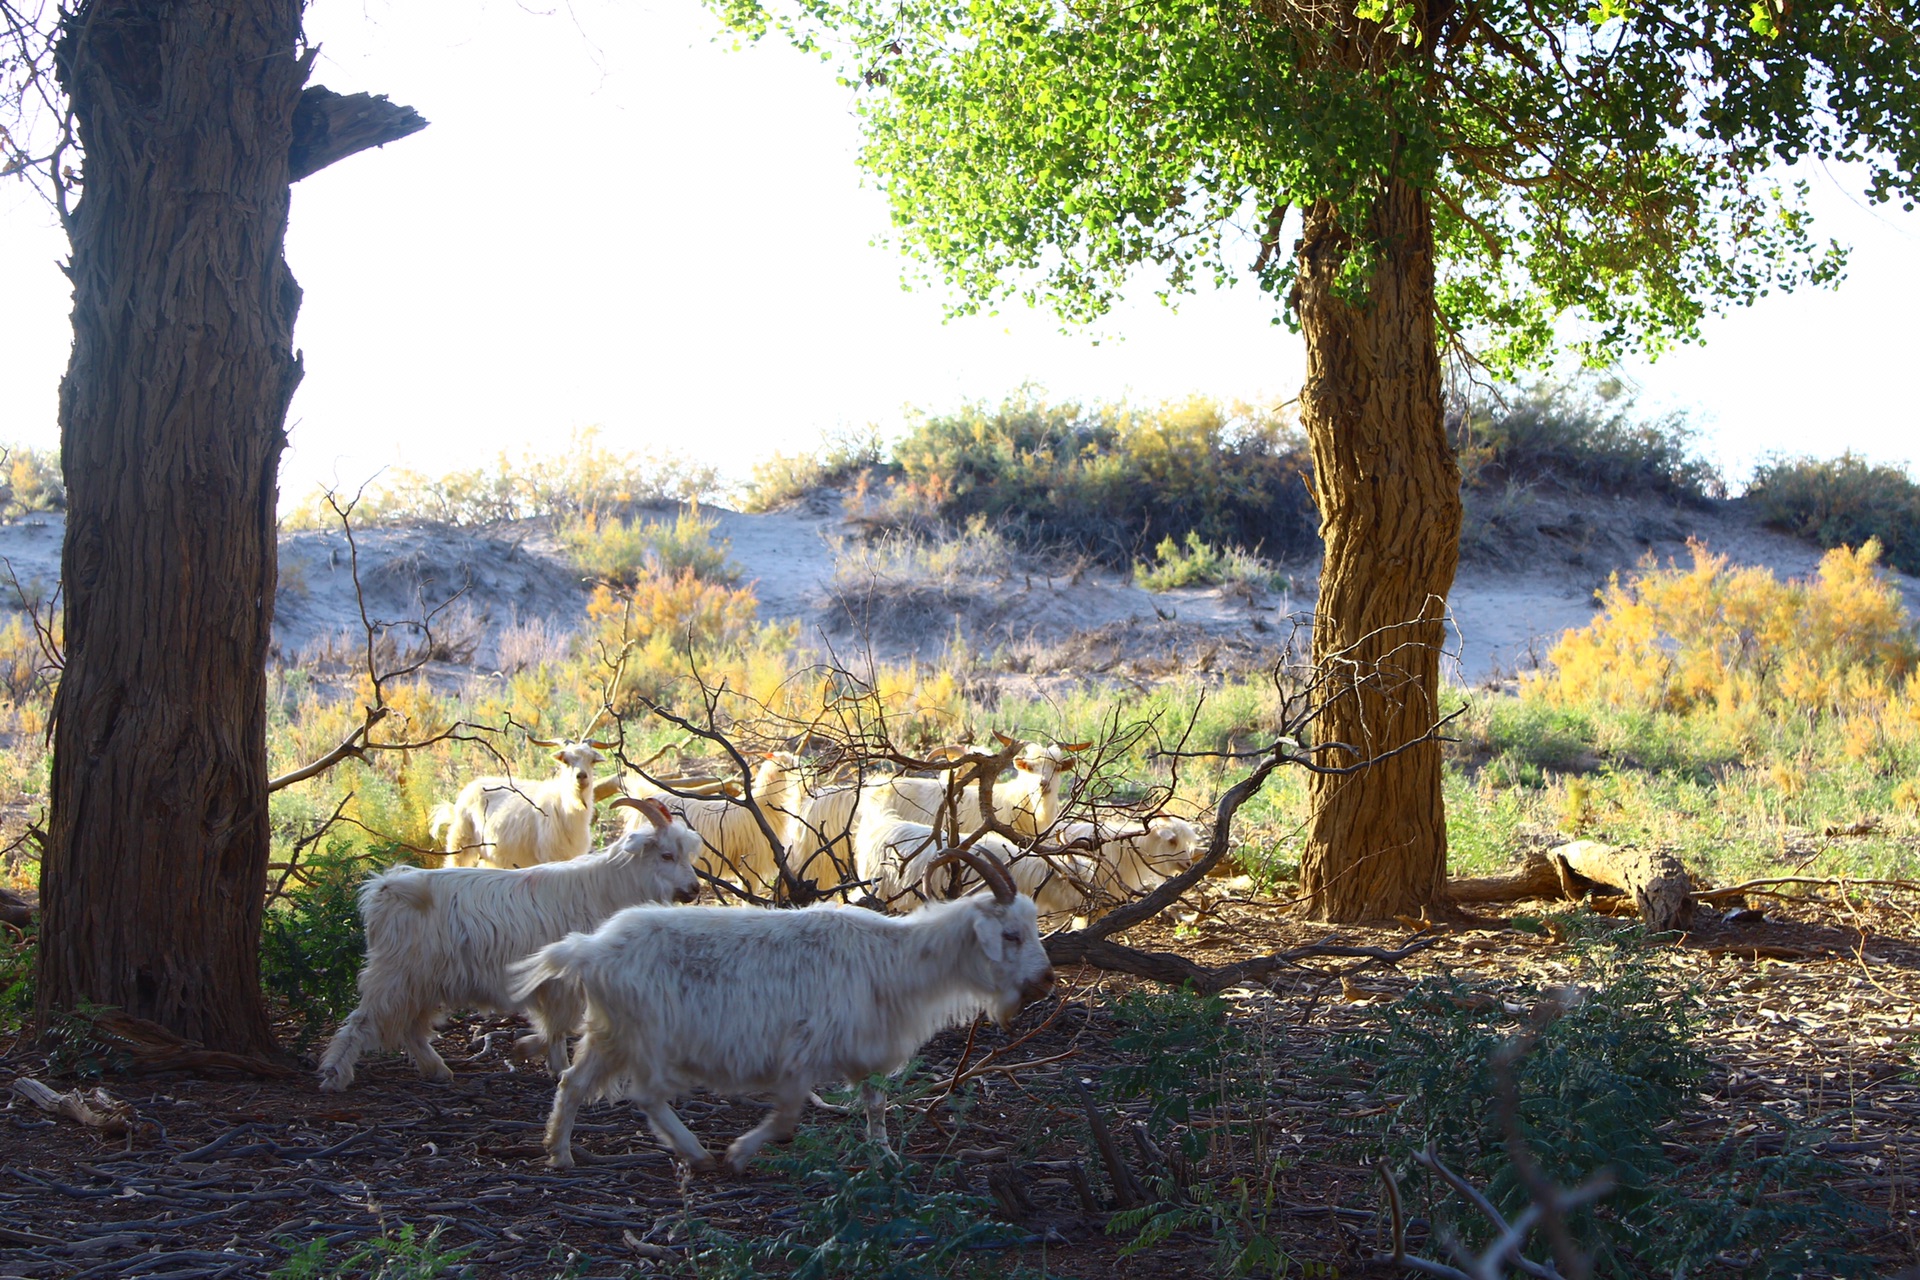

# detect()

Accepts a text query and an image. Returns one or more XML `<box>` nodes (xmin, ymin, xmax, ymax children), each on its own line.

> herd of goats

<box><xmin>313</xmin><ymin>732</ymin><xmax>1203</xmax><ymax>1174</ymax></box>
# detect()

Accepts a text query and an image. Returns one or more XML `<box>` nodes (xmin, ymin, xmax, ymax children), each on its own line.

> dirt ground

<box><xmin>4</xmin><ymin>892</ymin><xmax>1916</xmax><ymax>1279</ymax></box>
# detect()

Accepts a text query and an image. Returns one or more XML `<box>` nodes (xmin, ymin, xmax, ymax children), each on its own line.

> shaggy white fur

<box><xmin>509</xmin><ymin>888</ymin><xmax>1055</xmax><ymax>1172</ymax></box>
<box><xmin>618</xmin><ymin>753</ymin><xmax>808</xmax><ymax>898</ymax></box>
<box><xmin>429</xmin><ymin>741</ymin><xmax>607</xmax><ymax>869</ymax></box>
<box><xmin>316</xmin><ymin>801</ymin><xmax>700</xmax><ymax>1092</ymax></box>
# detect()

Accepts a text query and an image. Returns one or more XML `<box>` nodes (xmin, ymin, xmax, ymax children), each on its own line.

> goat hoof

<box><xmin>690</xmin><ymin>1154</ymin><xmax>720</xmax><ymax>1175</ymax></box>
<box><xmin>547</xmin><ymin>1151</ymin><xmax>575</xmax><ymax>1170</ymax></box>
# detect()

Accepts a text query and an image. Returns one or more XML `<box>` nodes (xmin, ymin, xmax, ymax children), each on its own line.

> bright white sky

<box><xmin>2</xmin><ymin>0</ymin><xmax>1916</xmax><ymax>506</ymax></box>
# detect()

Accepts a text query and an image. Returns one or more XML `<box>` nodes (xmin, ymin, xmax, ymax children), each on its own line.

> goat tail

<box><xmin>506</xmin><ymin>932</ymin><xmax>593</xmax><ymax>1007</ymax></box>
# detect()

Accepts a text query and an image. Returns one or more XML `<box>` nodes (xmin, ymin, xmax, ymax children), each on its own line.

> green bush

<box><xmin>556</xmin><ymin>502</ymin><xmax>738</xmax><ymax>586</ymax></box>
<box><xmin>742</xmin><ymin>426</ymin><xmax>889</xmax><ymax>512</ymax></box>
<box><xmin>1</xmin><ymin>913</ymin><xmax>35</xmax><ymax>1033</ymax></box>
<box><xmin>1746</xmin><ymin>452</ymin><xmax>1920</xmax><ymax>576</ymax></box>
<box><xmin>1453</xmin><ymin>379</ymin><xmax>1721</xmax><ymax>501</ymax></box>
<box><xmin>273</xmin><ymin>1223</ymin><xmax>473</xmax><ymax>1280</ymax></box>
<box><xmin>260</xmin><ymin>839</ymin><xmax>403</xmax><ymax>1046</ymax></box>
<box><xmin>1</xmin><ymin>444</ymin><xmax>66</xmax><ymax>516</ymax></box>
<box><xmin>882</xmin><ymin>391</ymin><xmax>1318</xmax><ymax>565</ymax></box>
<box><xmin>1134</xmin><ymin>531</ymin><xmax>1288</xmax><ymax>594</ymax></box>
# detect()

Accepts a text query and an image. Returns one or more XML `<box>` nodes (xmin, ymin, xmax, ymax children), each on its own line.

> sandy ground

<box><xmin>0</xmin><ymin>494</ymin><xmax>1912</xmax><ymax>686</ymax></box>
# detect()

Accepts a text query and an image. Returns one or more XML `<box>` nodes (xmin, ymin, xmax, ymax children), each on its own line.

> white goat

<box><xmin>317</xmin><ymin>798</ymin><xmax>700</xmax><ymax>1092</ymax></box>
<box><xmin>851</xmin><ymin>792</ymin><xmax>1084</xmax><ymax>914</ymax></box>
<box><xmin>508</xmin><ymin>849</ymin><xmax>1054</xmax><ymax>1172</ymax></box>
<box><xmin>1053</xmin><ymin>816</ymin><xmax>1203</xmax><ymax>907</ymax></box>
<box><xmin>876</xmin><ymin>736</ymin><xmax>1089</xmax><ymax>838</ymax></box>
<box><xmin>430</xmin><ymin>738</ymin><xmax>612</xmax><ymax>869</ymax></box>
<box><xmin>623</xmin><ymin>752</ymin><xmax>807</xmax><ymax>898</ymax></box>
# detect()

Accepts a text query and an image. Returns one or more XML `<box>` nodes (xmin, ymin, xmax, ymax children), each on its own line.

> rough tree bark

<box><xmin>1291</xmin><ymin>178</ymin><xmax>1462</xmax><ymax>923</ymax></box>
<box><xmin>37</xmin><ymin>0</ymin><xmax>421</xmax><ymax>1052</ymax></box>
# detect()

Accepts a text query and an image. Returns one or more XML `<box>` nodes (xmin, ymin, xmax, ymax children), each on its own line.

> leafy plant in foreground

<box><xmin>272</xmin><ymin>1223</ymin><xmax>473</xmax><ymax>1279</ymax></box>
<box><xmin>684</xmin><ymin>1076</ymin><xmax>1020</xmax><ymax>1280</ymax></box>
<box><xmin>1336</xmin><ymin>918</ymin><xmax>1867</xmax><ymax>1277</ymax></box>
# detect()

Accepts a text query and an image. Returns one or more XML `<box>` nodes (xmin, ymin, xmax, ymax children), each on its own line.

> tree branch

<box><xmin>267</xmin><ymin>706</ymin><xmax>391</xmax><ymax>793</ymax></box>
<box><xmin>289</xmin><ymin>87</ymin><xmax>427</xmax><ymax>182</ymax></box>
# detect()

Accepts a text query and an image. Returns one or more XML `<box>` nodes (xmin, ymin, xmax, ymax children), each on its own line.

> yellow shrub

<box><xmin>1530</xmin><ymin>540</ymin><xmax>1918</xmax><ymax>717</ymax></box>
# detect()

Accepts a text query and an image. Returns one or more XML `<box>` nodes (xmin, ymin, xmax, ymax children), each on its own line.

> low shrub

<box><xmin>1746</xmin><ymin>452</ymin><xmax>1920</xmax><ymax>576</ymax></box>
<box><xmin>1134</xmin><ymin>531</ymin><xmax>1288</xmax><ymax>594</ymax></box>
<box><xmin>1</xmin><ymin>444</ymin><xmax>66</xmax><ymax>516</ymax></box>
<box><xmin>829</xmin><ymin>516</ymin><xmax>1019</xmax><ymax>594</ymax></box>
<box><xmin>1337</xmin><ymin>919</ymin><xmax>1866</xmax><ymax>1277</ymax></box>
<box><xmin>685</xmin><ymin>1076</ymin><xmax>1020</xmax><ymax>1280</ymax></box>
<box><xmin>877</xmin><ymin>391</ymin><xmax>1318</xmax><ymax>565</ymax></box>
<box><xmin>1452</xmin><ymin>378</ymin><xmax>1721</xmax><ymax>500</ymax></box>
<box><xmin>1531</xmin><ymin>539</ymin><xmax>1919</xmax><ymax>717</ymax></box>
<box><xmin>556</xmin><ymin>502</ymin><xmax>737</xmax><ymax>586</ymax></box>
<box><xmin>281</xmin><ymin>428</ymin><xmax>718</xmax><ymax>528</ymax></box>
<box><xmin>272</xmin><ymin>1223</ymin><xmax>472</xmax><ymax>1280</ymax></box>
<box><xmin>742</xmin><ymin>426</ymin><xmax>889</xmax><ymax>512</ymax></box>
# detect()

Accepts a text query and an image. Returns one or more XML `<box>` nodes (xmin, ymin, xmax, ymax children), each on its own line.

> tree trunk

<box><xmin>1291</xmin><ymin>179</ymin><xmax>1462</xmax><ymax>922</ymax></box>
<box><xmin>37</xmin><ymin>0</ymin><xmax>309</xmax><ymax>1053</ymax></box>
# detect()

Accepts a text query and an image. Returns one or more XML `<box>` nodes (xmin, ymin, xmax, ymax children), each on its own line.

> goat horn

<box><xmin>1061</xmin><ymin>741</ymin><xmax>1093</xmax><ymax>753</ymax></box>
<box><xmin>926</xmin><ymin>847</ymin><xmax>1017</xmax><ymax>905</ymax></box>
<box><xmin>528</xmin><ymin>735</ymin><xmax>561</xmax><ymax>748</ymax></box>
<box><xmin>608</xmin><ymin>796</ymin><xmax>672</xmax><ymax>829</ymax></box>
<box><xmin>992</xmin><ymin>730</ymin><xmax>1018</xmax><ymax>748</ymax></box>
<box><xmin>586</xmin><ymin>738</ymin><xmax>620</xmax><ymax>750</ymax></box>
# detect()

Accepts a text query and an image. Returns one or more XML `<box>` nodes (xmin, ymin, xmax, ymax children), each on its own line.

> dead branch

<box><xmin>1049</xmin><ymin>932</ymin><xmax>1442</xmax><ymax>994</ymax></box>
<box><xmin>1074</xmin><ymin>1076</ymin><xmax>1146</xmax><ymax>1209</ymax></box>
<box><xmin>268</xmin><ymin>706</ymin><xmax>391</xmax><ymax>792</ymax></box>
<box><xmin>288</xmin><ymin>86</ymin><xmax>427</xmax><ymax>182</ymax></box>
<box><xmin>9</xmin><ymin>1078</ymin><xmax>133</xmax><ymax>1136</ymax></box>
<box><xmin>1696</xmin><ymin>874</ymin><xmax>1920</xmax><ymax>902</ymax></box>
<box><xmin>264</xmin><ymin>794</ymin><xmax>355</xmax><ymax>905</ymax></box>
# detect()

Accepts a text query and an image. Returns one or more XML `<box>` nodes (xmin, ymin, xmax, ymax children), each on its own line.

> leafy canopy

<box><xmin>710</xmin><ymin>0</ymin><xmax>1920</xmax><ymax>369</ymax></box>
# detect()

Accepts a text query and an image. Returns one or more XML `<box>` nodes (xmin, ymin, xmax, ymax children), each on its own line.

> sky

<box><xmin>1</xmin><ymin>0</ymin><xmax>1917</xmax><ymax>506</ymax></box>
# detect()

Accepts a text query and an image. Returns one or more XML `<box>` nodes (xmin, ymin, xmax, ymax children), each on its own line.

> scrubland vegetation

<box><xmin>3</xmin><ymin>386</ymin><xmax>1918</xmax><ymax>1275</ymax></box>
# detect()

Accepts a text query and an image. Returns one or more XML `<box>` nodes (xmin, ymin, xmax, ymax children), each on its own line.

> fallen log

<box><xmin>1443</xmin><ymin>840</ymin><xmax>1694</xmax><ymax>932</ymax></box>
<box><xmin>10</xmin><ymin>1078</ymin><xmax>134</xmax><ymax>1136</ymax></box>
<box><xmin>1445</xmin><ymin>849</ymin><xmax>1563</xmax><ymax>904</ymax></box>
<box><xmin>1555</xmin><ymin>839</ymin><xmax>1694</xmax><ymax>932</ymax></box>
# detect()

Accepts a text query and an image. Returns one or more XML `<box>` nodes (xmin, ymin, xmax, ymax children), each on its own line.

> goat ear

<box><xmin>552</xmin><ymin>749</ymin><xmax>569</xmax><ymax>763</ymax></box>
<box><xmin>971</xmin><ymin>911</ymin><xmax>1006</xmax><ymax>962</ymax></box>
<box><xmin>1013</xmin><ymin>757</ymin><xmax>1034</xmax><ymax>772</ymax></box>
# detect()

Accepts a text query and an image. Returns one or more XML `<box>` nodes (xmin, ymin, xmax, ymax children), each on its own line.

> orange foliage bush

<box><xmin>1530</xmin><ymin>540</ymin><xmax>1919</xmax><ymax>717</ymax></box>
